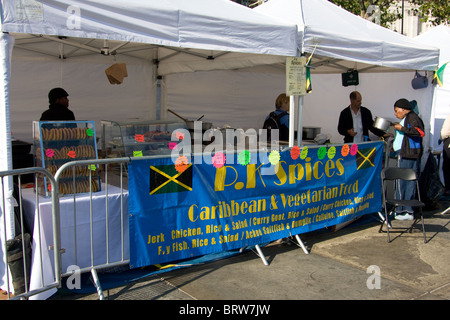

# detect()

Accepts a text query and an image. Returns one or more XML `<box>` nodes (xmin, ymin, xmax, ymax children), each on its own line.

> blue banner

<box><xmin>128</xmin><ymin>141</ymin><xmax>383</xmax><ymax>268</ymax></box>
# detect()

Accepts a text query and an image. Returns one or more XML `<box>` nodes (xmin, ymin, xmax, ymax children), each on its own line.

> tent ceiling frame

<box><xmin>11</xmin><ymin>33</ymin><xmax>160</xmax><ymax>60</ymax></box>
<box><xmin>157</xmin><ymin>45</ymin><xmax>230</xmax><ymax>61</ymax></box>
<box><xmin>13</xmin><ymin>34</ymin><xmax>232</xmax><ymax>63</ymax></box>
<box><xmin>309</xmin><ymin>57</ymin><xmax>352</xmax><ymax>72</ymax></box>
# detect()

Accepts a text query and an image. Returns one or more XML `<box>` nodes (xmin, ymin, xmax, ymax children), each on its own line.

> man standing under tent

<box><xmin>338</xmin><ymin>91</ymin><xmax>385</xmax><ymax>143</ymax></box>
<box><xmin>40</xmin><ymin>88</ymin><xmax>75</xmax><ymax>121</ymax></box>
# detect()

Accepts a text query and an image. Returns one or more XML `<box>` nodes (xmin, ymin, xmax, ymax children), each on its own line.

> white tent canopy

<box><xmin>0</xmin><ymin>0</ymin><xmax>441</xmax><ymax>296</ymax></box>
<box><xmin>254</xmin><ymin>0</ymin><xmax>439</xmax><ymax>73</ymax></box>
<box><xmin>1</xmin><ymin>0</ymin><xmax>298</xmax><ymax>56</ymax></box>
<box><xmin>0</xmin><ymin>0</ymin><xmax>300</xmax><ymax>293</ymax></box>
<box><xmin>416</xmin><ymin>25</ymin><xmax>450</xmax><ymax>66</ymax></box>
<box><xmin>415</xmin><ymin>25</ymin><xmax>450</xmax><ymax>152</ymax></box>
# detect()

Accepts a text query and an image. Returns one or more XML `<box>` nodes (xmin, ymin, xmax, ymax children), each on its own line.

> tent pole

<box><xmin>0</xmin><ymin>33</ymin><xmax>16</xmax><ymax>291</ymax></box>
<box><xmin>289</xmin><ymin>95</ymin><xmax>295</xmax><ymax>147</ymax></box>
<box><xmin>297</xmin><ymin>95</ymin><xmax>303</xmax><ymax>146</ymax></box>
<box><xmin>156</xmin><ymin>76</ymin><xmax>162</xmax><ymax>120</ymax></box>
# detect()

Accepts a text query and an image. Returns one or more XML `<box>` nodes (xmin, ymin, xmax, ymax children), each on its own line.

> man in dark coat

<box><xmin>337</xmin><ymin>91</ymin><xmax>384</xmax><ymax>143</ymax></box>
<box><xmin>40</xmin><ymin>88</ymin><xmax>75</xmax><ymax>121</ymax></box>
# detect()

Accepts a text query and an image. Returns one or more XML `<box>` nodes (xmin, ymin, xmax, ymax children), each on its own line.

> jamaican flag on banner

<box><xmin>356</xmin><ymin>147</ymin><xmax>377</xmax><ymax>170</ymax></box>
<box><xmin>433</xmin><ymin>62</ymin><xmax>448</xmax><ymax>87</ymax></box>
<box><xmin>149</xmin><ymin>164</ymin><xmax>192</xmax><ymax>195</ymax></box>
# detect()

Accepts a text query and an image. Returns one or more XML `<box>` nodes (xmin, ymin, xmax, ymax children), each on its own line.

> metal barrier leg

<box><xmin>90</xmin><ymin>268</ymin><xmax>105</xmax><ymax>300</ymax></box>
<box><xmin>294</xmin><ymin>235</ymin><xmax>309</xmax><ymax>254</ymax></box>
<box><xmin>254</xmin><ymin>245</ymin><xmax>269</xmax><ymax>266</ymax></box>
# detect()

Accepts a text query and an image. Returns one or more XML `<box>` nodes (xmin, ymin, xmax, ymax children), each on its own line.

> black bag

<box><xmin>6</xmin><ymin>233</ymin><xmax>31</xmax><ymax>295</ymax></box>
<box><xmin>411</xmin><ymin>71</ymin><xmax>428</xmax><ymax>89</ymax></box>
<box><xmin>263</xmin><ymin>111</ymin><xmax>288</xmax><ymax>141</ymax></box>
<box><xmin>419</xmin><ymin>153</ymin><xmax>444</xmax><ymax>209</ymax></box>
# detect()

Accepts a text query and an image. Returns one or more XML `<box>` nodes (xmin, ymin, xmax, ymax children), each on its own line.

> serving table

<box><xmin>21</xmin><ymin>183</ymin><xmax>129</xmax><ymax>299</ymax></box>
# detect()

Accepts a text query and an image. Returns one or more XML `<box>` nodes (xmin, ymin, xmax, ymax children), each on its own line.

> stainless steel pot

<box><xmin>168</xmin><ymin>109</ymin><xmax>212</xmax><ymax>131</ymax></box>
<box><xmin>373</xmin><ymin>116</ymin><xmax>392</xmax><ymax>132</ymax></box>
<box><xmin>302</xmin><ymin>127</ymin><xmax>321</xmax><ymax>140</ymax></box>
<box><xmin>186</xmin><ymin>120</ymin><xmax>212</xmax><ymax>131</ymax></box>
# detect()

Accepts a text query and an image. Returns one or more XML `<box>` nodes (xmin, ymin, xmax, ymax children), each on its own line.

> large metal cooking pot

<box><xmin>168</xmin><ymin>109</ymin><xmax>212</xmax><ymax>131</ymax></box>
<box><xmin>373</xmin><ymin>116</ymin><xmax>392</xmax><ymax>132</ymax></box>
<box><xmin>185</xmin><ymin>120</ymin><xmax>212</xmax><ymax>131</ymax></box>
<box><xmin>302</xmin><ymin>127</ymin><xmax>321</xmax><ymax>140</ymax></box>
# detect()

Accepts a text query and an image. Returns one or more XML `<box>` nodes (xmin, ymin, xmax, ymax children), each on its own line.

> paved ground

<box><xmin>49</xmin><ymin>199</ymin><xmax>450</xmax><ymax>302</ymax></box>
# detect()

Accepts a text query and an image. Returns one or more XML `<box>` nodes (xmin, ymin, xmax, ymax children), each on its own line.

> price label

<box><xmin>341</xmin><ymin>144</ymin><xmax>350</xmax><ymax>157</ymax></box>
<box><xmin>133</xmin><ymin>150</ymin><xmax>143</xmax><ymax>157</ymax></box>
<box><xmin>350</xmin><ymin>144</ymin><xmax>358</xmax><ymax>156</ymax></box>
<box><xmin>317</xmin><ymin>146</ymin><xmax>327</xmax><ymax>160</ymax></box>
<box><xmin>175</xmin><ymin>131</ymin><xmax>184</xmax><ymax>140</ymax></box>
<box><xmin>300</xmin><ymin>146</ymin><xmax>308</xmax><ymax>160</ymax></box>
<box><xmin>327</xmin><ymin>146</ymin><xmax>336</xmax><ymax>159</ymax></box>
<box><xmin>67</xmin><ymin>150</ymin><xmax>76</xmax><ymax>159</ymax></box>
<box><xmin>86</xmin><ymin>128</ymin><xmax>94</xmax><ymax>137</ymax></box>
<box><xmin>135</xmin><ymin>134</ymin><xmax>145</xmax><ymax>142</ymax></box>
<box><xmin>291</xmin><ymin>146</ymin><xmax>300</xmax><ymax>160</ymax></box>
<box><xmin>45</xmin><ymin>149</ymin><xmax>54</xmax><ymax>158</ymax></box>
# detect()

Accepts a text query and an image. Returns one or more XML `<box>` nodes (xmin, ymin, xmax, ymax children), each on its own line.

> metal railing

<box><xmin>54</xmin><ymin>157</ymin><xmax>130</xmax><ymax>300</ymax></box>
<box><xmin>0</xmin><ymin>167</ymin><xmax>61</xmax><ymax>300</ymax></box>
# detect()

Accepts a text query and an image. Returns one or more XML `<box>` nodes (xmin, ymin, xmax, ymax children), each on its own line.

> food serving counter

<box><xmin>21</xmin><ymin>183</ymin><xmax>129</xmax><ymax>300</ymax></box>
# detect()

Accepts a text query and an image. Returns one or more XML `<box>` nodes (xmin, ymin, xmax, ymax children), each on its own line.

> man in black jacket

<box><xmin>337</xmin><ymin>91</ymin><xmax>384</xmax><ymax>143</ymax></box>
<box><xmin>40</xmin><ymin>88</ymin><xmax>75</xmax><ymax>121</ymax></box>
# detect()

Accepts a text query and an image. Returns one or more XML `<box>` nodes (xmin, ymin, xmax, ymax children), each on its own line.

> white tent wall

<box><xmin>415</xmin><ymin>25</ymin><xmax>450</xmax><ymax>151</ymax></box>
<box><xmin>162</xmin><ymin>66</ymin><xmax>286</xmax><ymax>130</ymax></box>
<box><xmin>164</xmin><ymin>69</ymin><xmax>434</xmax><ymax>152</ymax></box>
<box><xmin>414</xmin><ymin>25</ymin><xmax>450</xmax><ymax>185</ymax></box>
<box><xmin>9</xmin><ymin>49</ymin><xmax>156</xmax><ymax>143</ymax></box>
<box><xmin>0</xmin><ymin>33</ymin><xmax>15</xmax><ymax>294</ymax></box>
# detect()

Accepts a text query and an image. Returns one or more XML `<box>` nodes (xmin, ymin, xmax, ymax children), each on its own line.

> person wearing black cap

<box><xmin>40</xmin><ymin>88</ymin><xmax>75</xmax><ymax>121</ymax></box>
<box><xmin>392</xmin><ymin>98</ymin><xmax>425</xmax><ymax>220</ymax></box>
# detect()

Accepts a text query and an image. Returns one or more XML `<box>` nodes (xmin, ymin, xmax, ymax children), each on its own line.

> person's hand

<box><xmin>347</xmin><ymin>128</ymin><xmax>357</xmax><ymax>137</ymax></box>
<box><xmin>393</xmin><ymin>123</ymin><xmax>402</xmax><ymax>131</ymax></box>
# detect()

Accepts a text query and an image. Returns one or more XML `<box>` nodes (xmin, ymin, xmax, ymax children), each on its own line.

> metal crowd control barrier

<box><xmin>2</xmin><ymin>151</ymin><xmax>311</xmax><ymax>300</ymax></box>
<box><xmin>54</xmin><ymin>153</ymin><xmax>309</xmax><ymax>299</ymax></box>
<box><xmin>55</xmin><ymin>157</ymin><xmax>130</xmax><ymax>300</ymax></box>
<box><xmin>0</xmin><ymin>167</ymin><xmax>61</xmax><ymax>300</ymax></box>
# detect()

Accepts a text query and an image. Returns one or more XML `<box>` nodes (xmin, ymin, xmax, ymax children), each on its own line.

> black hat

<box><xmin>394</xmin><ymin>98</ymin><xmax>412</xmax><ymax>110</ymax></box>
<box><xmin>48</xmin><ymin>88</ymin><xmax>69</xmax><ymax>104</ymax></box>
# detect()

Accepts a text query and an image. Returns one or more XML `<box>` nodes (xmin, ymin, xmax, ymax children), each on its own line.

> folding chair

<box><xmin>379</xmin><ymin>167</ymin><xmax>427</xmax><ymax>243</ymax></box>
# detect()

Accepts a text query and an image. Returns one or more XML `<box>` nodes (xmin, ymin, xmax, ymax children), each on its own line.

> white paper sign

<box><xmin>286</xmin><ymin>56</ymin><xmax>306</xmax><ymax>96</ymax></box>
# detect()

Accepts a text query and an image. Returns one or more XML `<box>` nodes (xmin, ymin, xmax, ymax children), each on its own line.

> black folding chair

<box><xmin>379</xmin><ymin>167</ymin><xmax>427</xmax><ymax>243</ymax></box>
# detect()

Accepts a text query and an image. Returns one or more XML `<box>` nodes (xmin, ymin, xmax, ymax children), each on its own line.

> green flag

<box><xmin>433</xmin><ymin>62</ymin><xmax>448</xmax><ymax>87</ymax></box>
<box><xmin>356</xmin><ymin>147</ymin><xmax>376</xmax><ymax>170</ymax></box>
<box><xmin>149</xmin><ymin>164</ymin><xmax>192</xmax><ymax>195</ymax></box>
<box><xmin>306</xmin><ymin>58</ymin><xmax>312</xmax><ymax>93</ymax></box>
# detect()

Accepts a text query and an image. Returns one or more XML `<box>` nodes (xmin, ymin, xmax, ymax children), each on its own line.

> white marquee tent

<box><xmin>0</xmin><ymin>0</ymin><xmax>300</xmax><ymax>293</ymax></box>
<box><xmin>163</xmin><ymin>0</ymin><xmax>440</xmax><ymax>148</ymax></box>
<box><xmin>0</xmin><ymin>0</ymin><xmax>440</xmax><ymax>296</ymax></box>
<box><xmin>254</xmin><ymin>0</ymin><xmax>438</xmax><ymax>72</ymax></box>
<box><xmin>415</xmin><ymin>25</ymin><xmax>450</xmax><ymax>151</ymax></box>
